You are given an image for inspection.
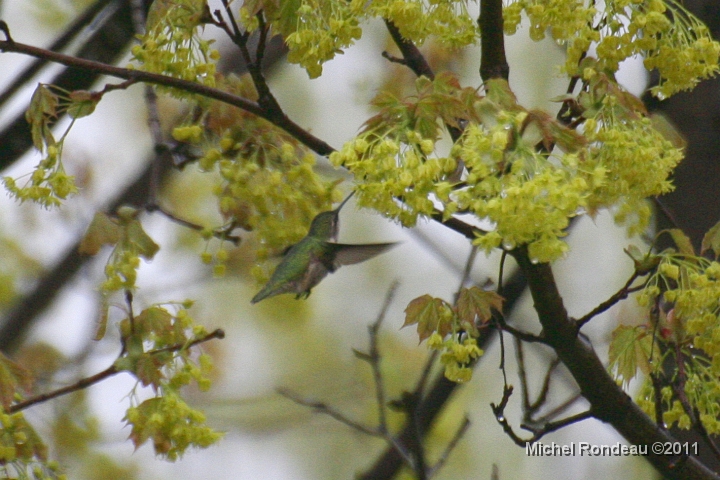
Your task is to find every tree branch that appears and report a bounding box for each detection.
[575,271,645,328]
[8,328,223,413]
[479,0,509,82]
[510,245,720,480]
[0,33,335,156]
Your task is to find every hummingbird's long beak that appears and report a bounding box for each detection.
[334,190,355,212]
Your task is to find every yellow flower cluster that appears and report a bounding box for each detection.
[254,0,477,78]
[2,153,77,208]
[193,77,337,281]
[335,75,677,263]
[131,0,218,91]
[453,119,592,262]
[582,99,682,235]
[656,258,720,361]
[4,84,86,208]
[504,0,720,97]
[331,133,457,227]
[259,0,364,78]
[634,252,720,434]
[124,391,222,461]
[0,412,61,479]
[370,0,479,48]
[428,333,484,383]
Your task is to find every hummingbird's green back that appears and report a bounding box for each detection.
[250,235,329,303]
[250,191,397,304]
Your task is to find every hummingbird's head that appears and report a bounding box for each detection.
[307,191,354,241]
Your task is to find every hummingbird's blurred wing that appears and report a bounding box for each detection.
[325,243,399,269]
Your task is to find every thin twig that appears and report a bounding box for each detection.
[575,271,644,328]
[495,313,547,344]
[368,281,400,433]
[454,245,478,304]
[427,417,471,478]
[496,315,508,386]
[0,35,335,156]
[527,357,561,415]
[9,328,224,413]
[277,388,384,437]
[527,392,583,427]
[146,204,241,245]
[521,410,594,442]
[492,384,592,446]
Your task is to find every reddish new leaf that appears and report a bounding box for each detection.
[134,354,166,390]
[456,287,504,332]
[136,306,174,337]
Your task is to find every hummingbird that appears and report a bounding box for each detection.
[251,192,398,303]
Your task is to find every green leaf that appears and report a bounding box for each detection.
[403,294,452,343]
[668,229,694,256]
[126,220,160,260]
[67,90,99,119]
[25,84,58,151]
[126,397,163,452]
[456,287,503,336]
[701,220,720,258]
[94,299,109,341]
[608,325,653,388]
[0,352,33,409]
[79,212,122,255]
[484,78,519,110]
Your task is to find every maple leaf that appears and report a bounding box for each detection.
[609,325,654,388]
[403,294,453,343]
[456,287,504,335]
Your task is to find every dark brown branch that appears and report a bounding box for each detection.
[0,0,115,108]
[0,1,150,171]
[510,246,720,479]
[492,383,593,445]
[429,210,482,240]
[383,20,435,80]
[382,20,463,145]
[0,36,335,156]
[478,0,509,82]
